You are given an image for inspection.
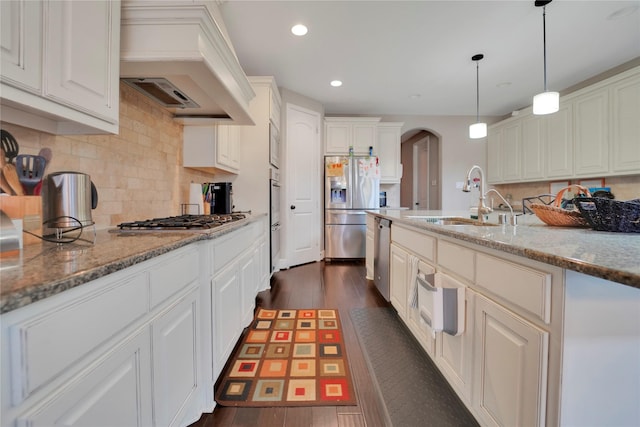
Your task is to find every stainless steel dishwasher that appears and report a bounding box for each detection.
[373,217,391,301]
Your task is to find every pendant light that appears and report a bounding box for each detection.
[469,53,487,139]
[533,0,559,115]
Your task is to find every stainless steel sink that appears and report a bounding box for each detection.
[405,216,498,226]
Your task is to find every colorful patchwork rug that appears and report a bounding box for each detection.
[215,308,356,407]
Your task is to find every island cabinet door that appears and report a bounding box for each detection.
[472,293,549,427]
[17,329,152,427]
[389,243,409,321]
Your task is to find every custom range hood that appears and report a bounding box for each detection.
[120,0,255,125]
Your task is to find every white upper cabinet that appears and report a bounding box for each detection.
[0,0,42,92]
[610,72,640,173]
[487,118,521,184]
[545,103,574,178]
[521,113,545,180]
[324,117,380,154]
[183,124,241,174]
[573,86,610,177]
[0,0,120,134]
[487,65,639,183]
[377,122,404,183]
[486,123,503,183]
[270,87,282,131]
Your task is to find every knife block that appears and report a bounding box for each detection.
[0,196,42,246]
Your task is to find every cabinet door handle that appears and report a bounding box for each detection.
[290,205,296,210]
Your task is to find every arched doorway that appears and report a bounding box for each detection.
[400,129,441,210]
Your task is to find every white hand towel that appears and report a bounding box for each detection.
[409,255,419,308]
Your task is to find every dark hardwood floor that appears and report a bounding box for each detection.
[192,260,390,427]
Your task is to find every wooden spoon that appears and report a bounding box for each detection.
[0,148,14,194]
[2,164,24,195]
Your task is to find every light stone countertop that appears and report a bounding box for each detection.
[0,214,267,314]
[371,209,640,289]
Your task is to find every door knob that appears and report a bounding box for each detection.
[290,205,296,210]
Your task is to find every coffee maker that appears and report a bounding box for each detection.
[211,182,233,214]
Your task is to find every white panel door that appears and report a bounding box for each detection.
[521,114,545,180]
[325,122,350,154]
[18,329,152,427]
[239,250,257,327]
[213,265,242,370]
[44,0,119,122]
[502,122,521,182]
[389,243,409,321]
[574,88,609,176]
[473,293,548,427]
[152,289,199,427]
[435,278,474,402]
[486,126,503,183]
[286,104,322,267]
[611,73,640,173]
[545,103,574,178]
[0,0,42,91]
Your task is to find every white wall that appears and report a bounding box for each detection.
[562,271,640,426]
[381,115,500,211]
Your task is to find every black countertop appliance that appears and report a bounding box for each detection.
[212,182,233,214]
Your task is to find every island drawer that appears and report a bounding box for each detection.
[391,224,436,262]
[475,253,552,323]
[437,240,475,283]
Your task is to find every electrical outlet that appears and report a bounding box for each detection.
[455,182,464,189]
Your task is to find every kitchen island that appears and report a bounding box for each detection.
[370,208,640,288]
[367,209,640,427]
[0,214,269,427]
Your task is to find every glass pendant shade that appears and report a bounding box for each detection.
[533,91,559,115]
[469,122,487,139]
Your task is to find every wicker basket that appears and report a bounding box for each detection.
[530,185,591,227]
[575,197,640,233]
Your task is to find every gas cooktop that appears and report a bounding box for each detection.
[116,213,247,231]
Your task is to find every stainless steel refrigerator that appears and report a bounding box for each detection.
[325,155,380,259]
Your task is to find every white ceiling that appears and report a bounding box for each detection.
[220,0,640,117]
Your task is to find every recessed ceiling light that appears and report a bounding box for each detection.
[409,94,421,99]
[607,5,639,20]
[291,24,308,36]
[330,80,343,87]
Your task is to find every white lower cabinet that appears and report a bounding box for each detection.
[152,287,201,427]
[387,222,561,427]
[239,251,257,327]
[209,220,268,380]
[389,242,409,321]
[1,220,270,427]
[211,254,242,378]
[435,274,474,402]
[17,328,153,427]
[472,293,548,427]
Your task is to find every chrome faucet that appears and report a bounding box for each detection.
[485,188,517,226]
[462,165,492,223]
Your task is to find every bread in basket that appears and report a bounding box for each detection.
[530,185,591,227]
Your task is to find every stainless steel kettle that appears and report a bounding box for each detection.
[43,172,98,228]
